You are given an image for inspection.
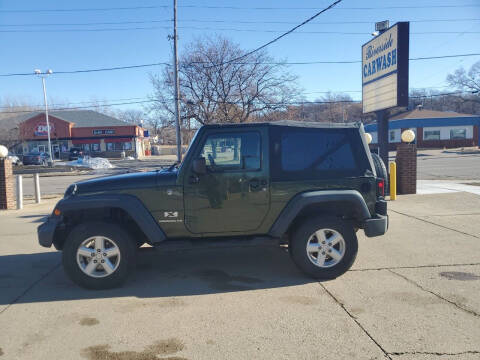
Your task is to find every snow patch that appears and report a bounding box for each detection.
[64,156,114,169]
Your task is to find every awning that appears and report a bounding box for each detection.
[104,138,132,143]
[72,139,101,144]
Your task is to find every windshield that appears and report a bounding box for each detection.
[177,128,200,172]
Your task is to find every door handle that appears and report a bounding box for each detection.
[249,179,260,189]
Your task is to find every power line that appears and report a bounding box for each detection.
[2,25,479,35]
[0,100,154,114]
[205,0,343,68]
[2,18,479,27]
[2,52,479,78]
[0,6,166,13]
[2,85,462,109]
[2,91,478,115]
[0,62,171,77]
[0,97,148,110]
[1,3,478,12]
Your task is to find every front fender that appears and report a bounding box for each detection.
[38,194,167,248]
[268,190,371,238]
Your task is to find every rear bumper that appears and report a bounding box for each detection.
[37,216,60,248]
[363,214,388,237]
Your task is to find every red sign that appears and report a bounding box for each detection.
[34,122,55,136]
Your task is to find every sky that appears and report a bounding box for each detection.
[0,0,479,113]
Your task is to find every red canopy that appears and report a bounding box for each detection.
[72,139,100,144]
[104,138,132,143]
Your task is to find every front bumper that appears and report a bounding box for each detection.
[363,214,388,237]
[37,216,61,248]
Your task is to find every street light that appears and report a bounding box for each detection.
[34,69,53,164]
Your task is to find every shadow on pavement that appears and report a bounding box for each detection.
[0,246,312,305]
[18,214,49,223]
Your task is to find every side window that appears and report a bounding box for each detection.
[450,128,467,139]
[200,132,261,171]
[271,127,368,181]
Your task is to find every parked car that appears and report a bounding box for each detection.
[7,152,22,166]
[22,152,49,166]
[68,147,84,161]
[38,121,388,289]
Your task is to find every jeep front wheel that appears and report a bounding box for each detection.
[289,217,358,280]
[62,222,136,289]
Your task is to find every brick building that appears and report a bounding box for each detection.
[364,108,480,150]
[13,110,147,158]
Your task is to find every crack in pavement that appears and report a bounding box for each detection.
[389,350,480,356]
[350,263,480,272]
[389,209,480,239]
[388,269,480,318]
[318,282,392,360]
[0,262,61,316]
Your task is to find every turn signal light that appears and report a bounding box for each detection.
[54,208,61,216]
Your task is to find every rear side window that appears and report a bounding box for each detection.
[270,126,370,181]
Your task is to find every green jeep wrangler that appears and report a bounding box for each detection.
[38,121,388,289]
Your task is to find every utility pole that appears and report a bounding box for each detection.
[173,0,182,162]
[35,69,53,164]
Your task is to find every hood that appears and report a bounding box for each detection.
[73,169,178,195]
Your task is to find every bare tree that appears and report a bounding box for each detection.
[116,109,145,125]
[447,61,480,94]
[0,98,39,150]
[148,36,300,126]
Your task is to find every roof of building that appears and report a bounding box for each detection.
[5,110,128,128]
[364,108,480,132]
[389,108,473,120]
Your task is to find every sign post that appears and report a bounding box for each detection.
[362,22,409,167]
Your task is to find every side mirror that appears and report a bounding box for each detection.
[192,157,207,175]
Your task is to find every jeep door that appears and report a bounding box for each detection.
[183,128,270,234]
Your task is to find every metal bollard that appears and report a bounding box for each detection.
[389,162,397,201]
[34,173,41,204]
[16,175,23,209]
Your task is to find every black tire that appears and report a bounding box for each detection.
[370,152,388,194]
[62,222,136,290]
[289,217,358,280]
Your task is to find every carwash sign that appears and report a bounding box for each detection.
[362,22,409,113]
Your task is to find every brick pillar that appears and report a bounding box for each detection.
[0,158,15,209]
[396,143,417,195]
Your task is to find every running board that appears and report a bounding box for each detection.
[150,236,282,252]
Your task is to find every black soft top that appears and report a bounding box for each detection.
[202,120,361,129]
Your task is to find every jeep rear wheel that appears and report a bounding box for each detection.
[62,222,136,289]
[289,217,358,280]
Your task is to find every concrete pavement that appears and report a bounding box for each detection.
[0,193,479,359]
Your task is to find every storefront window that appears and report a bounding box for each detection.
[424,130,440,141]
[106,141,132,151]
[389,131,395,141]
[91,143,100,152]
[450,129,466,139]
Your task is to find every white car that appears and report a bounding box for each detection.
[8,153,21,166]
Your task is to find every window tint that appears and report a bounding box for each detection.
[270,126,369,181]
[200,132,260,171]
